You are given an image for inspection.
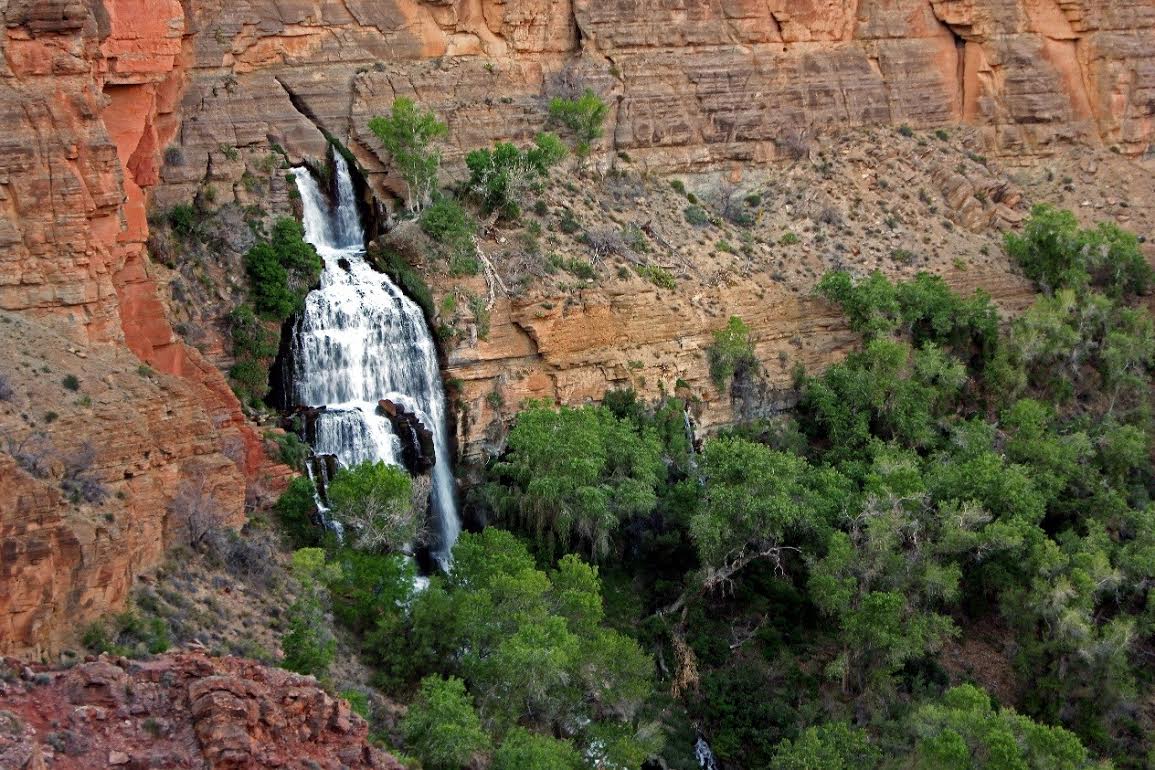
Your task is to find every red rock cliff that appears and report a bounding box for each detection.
[0,1,276,658]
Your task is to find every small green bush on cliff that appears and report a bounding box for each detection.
[244,217,322,321]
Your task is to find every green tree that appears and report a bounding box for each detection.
[493,728,583,770]
[548,89,608,160]
[466,133,566,219]
[707,315,757,390]
[908,684,1108,769]
[326,461,417,552]
[488,403,663,560]
[771,722,881,770]
[402,676,491,770]
[1005,204,1151,298]
[244,217,322,321]
[274,475,321,548]
[368,98,447,213]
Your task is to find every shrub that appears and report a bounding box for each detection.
[62,374,80,391]
[636,264,676,290]
[548,89,608,160]
[1006,204,1152,298]
[167,204,200,239]
[368,98,447,213]
[466,133,566,218]
[244,217,322,321]
[282,589,335,677]
[707,316,757,390]
[684,205,710,227]
[269,431,310,469]
[369,245,435,319]
[403,677,490,770]
[670,179,687,195]
[898,124,914,137]
[228,304,279,407]
[779,232,800,245]
[275,476,321,549]
[494,728,583,770]
[327,461,417,552]
[420,197,475,244]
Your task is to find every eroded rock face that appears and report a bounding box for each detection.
[0,3,285,657]
[154,0,1153,215]
[0,652,404,769]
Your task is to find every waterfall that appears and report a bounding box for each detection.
[694,737,720,770]
[290,154,461,562]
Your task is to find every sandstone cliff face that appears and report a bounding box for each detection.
[0,3,280,658]
[0,652,403,769]
[153,0,1153,215]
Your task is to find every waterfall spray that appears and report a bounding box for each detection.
[290,155,461,563]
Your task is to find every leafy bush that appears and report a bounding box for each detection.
[228,304,279,407]
[368,245,435,319]
[636,264,676,290]
[327,461,417,553]
[487,403,664,560]
[1006,204,1152,298]
[167,204,201,239]
[281,588,335,677]
[420,196,476,245]
[466,133,566,218]
[493,728,583,770]
[402,676,490,770]
[275,476,321,549]
[368,98,447,213]
[548,89,608,159]
[62,374,80,392]
[707,316,757,389]
[244,217,322,321]
[684,205,711,227]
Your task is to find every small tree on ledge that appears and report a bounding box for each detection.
[369,98,447,215]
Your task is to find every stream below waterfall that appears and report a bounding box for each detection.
[289,155,460,563]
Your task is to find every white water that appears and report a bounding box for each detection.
[694,737,720,770]
[290,155,461,561]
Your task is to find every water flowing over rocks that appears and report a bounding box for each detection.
[290,156,460,559]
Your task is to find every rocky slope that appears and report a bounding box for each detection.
[1,0,1153,660]
[0,652,403,770]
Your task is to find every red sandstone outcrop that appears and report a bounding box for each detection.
[0,3,285,657]
[0,652,404,769]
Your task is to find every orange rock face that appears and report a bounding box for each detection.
[0,2,278,658]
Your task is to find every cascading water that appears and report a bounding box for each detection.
[290,155,461,562]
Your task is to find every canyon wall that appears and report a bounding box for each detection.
[1,0,1153,656]
[0,1,280,658]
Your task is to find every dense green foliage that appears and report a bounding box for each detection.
[244,217,322,321]
[402,676,491,770]
[275,476,321,549]
[368,98,447,213]
[326,461,417,553]
[707,315,757,390]
[466,133,566,219]
[227,303,280,407]
[484,402,664,560]
[1005,203,1152,298]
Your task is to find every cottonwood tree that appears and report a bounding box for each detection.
[369,98,447,214]
[327,460,419,553]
